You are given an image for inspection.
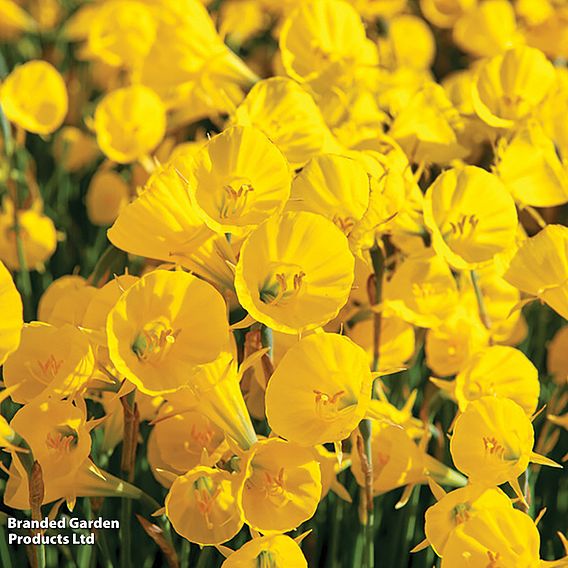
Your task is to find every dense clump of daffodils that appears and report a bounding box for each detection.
[0,0,567,567]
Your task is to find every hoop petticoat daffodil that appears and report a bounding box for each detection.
[265,332,373,447]
[0,259,23,365]
[182,125,291,236]
[234,211,355,334]
[450,396,562,503]
[423,166,518,270]
[106,269,231,395]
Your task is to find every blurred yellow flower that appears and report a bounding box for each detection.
[0,260,22,365]
[93,85,166,163]
[504,225,568,320]
[86,169,130,226]
[0,60,67,134]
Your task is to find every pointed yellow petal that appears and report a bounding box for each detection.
[410,538,430,554]
[427,477,446,501]
[395,484,416,509]
[214,545,234,558]
[530,451,563,468]
[509,477,528,508]
[294,529,312,545]
[331,480,353,503]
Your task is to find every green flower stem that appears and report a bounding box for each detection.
[120,390,138,568]
[470,270,492,333]
[0,102,33,320]
[358,241,385,568]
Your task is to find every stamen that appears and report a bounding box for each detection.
[453,503,471,525]
[193,476,221,530]
[260,270,306,306]
[482,436,505,458]
[448,214,479,238]
[45,427,78,458]
[132,322,181,363]
[220,181,254,220]
[313,389,346,421]
[333,215,356,234]
[27,354,65,386]
[256,550,278,568]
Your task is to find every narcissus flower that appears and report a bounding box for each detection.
[423,484,514,557]
[235,212,355,334]
[287,153,370,236]
[37,275,94,327]
[186,351,258,450]
[108,165,236,290]
[266,332,373,446]
[233,77,338,167]
[238,437,322,533]
[385,252,459,329]
[107,269,230,395]
[279,0,377,93]
[389,82,468,164]
[54,127,99,172]
[5,456,144,511]
[93,85,166,163]
[493,122,568,208]
[441,507,542,567]
[504,225,568,320]
[166,466,243,545]
[85,169,130,226]
[423,166,518,270]
[150,404,226,475]
[184,125,291,235]
[472,46,556,129]
[351,422,466,499]
[425,305,489,377]
[0,260,22,365]
[10,398,92,478]
[0,199,58,271]
[453,0,520,58]
[87,0,157,69]
[453,346,539,415]
[0,0,36,41]
[137,0,257,113]
[383,15,436,71]
[222,534,308,567]
[4,323,94,404]
[0,60,67,135]
[450,396,560,495]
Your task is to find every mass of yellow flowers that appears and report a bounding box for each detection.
[0,1,567,567]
